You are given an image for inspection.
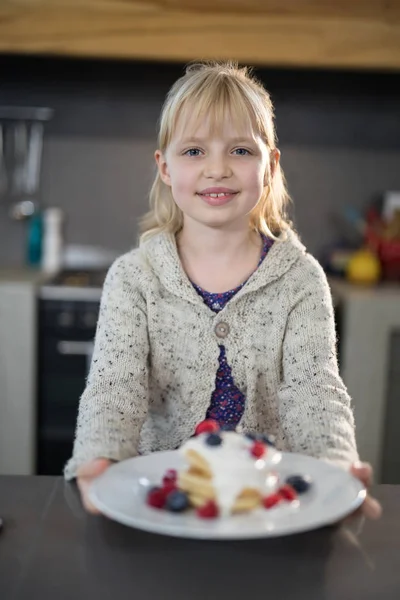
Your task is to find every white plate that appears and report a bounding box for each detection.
[88,450,366,540]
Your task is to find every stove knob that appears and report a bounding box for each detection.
[58,311,74,327]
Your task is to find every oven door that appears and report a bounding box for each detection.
[37,300,98,475]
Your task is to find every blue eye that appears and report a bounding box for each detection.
[184,148,202,157]
[233,148,250,155]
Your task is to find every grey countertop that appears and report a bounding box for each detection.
[328,276,400,302]
[0,267,51,285]
[0,477,399,600]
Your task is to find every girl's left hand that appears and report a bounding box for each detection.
[350,461,382,520]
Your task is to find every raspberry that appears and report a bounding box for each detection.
[147,487,166,509]
[250,441,266,458]
[195,419,220,436]
[196,500,219,519]
[279,484,297,502]
[162,469,177,486]
[263,493,283,509]
[162,480,178,495]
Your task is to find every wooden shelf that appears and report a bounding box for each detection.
[0,1,400,70]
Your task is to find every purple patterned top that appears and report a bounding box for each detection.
[192,235,274,428]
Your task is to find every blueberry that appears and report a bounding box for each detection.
[285,475,312,494]
[165,491,190,512]
[206,433,223,446]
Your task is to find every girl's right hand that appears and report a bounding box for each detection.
[76,458,112,514]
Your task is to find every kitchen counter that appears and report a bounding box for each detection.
[0,274,50,476]
[0,267,51,285]
[0,477,399,600]
[327,276,400,483]
[328,276,400,303]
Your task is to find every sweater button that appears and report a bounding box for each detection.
[215,321,230,339]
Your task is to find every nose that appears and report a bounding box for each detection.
[203,154,232,180]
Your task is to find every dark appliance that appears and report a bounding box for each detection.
[37,270,106,475]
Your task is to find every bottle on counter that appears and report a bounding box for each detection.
[26,211,43,267]
[41,207,64,274]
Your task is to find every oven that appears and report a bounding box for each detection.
[37,275,104,475]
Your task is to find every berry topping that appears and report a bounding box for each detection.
[146,487,166,509]
[197,500,219,519]
[162,469,177,486]
[165,490,190,512]
[195,419,220,436]
[206,433,223,447]
[162,480,178,495]
[285,475,312,494]
[250,441,266,458]
[279,484,298,502]
[263,493,283,509]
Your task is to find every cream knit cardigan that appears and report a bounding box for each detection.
[64,229,358,479]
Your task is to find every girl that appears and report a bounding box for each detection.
[65,61,381,519]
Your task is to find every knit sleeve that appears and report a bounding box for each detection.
[64,253,149,480]
[277,256,359,469]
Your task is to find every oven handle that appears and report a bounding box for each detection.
[57,341,94,374]
[57,341,94,355]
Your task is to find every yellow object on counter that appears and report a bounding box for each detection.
[346,247,381,285]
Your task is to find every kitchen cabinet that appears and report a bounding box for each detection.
[0,1,399,71]
[0,272,46,475]
[330,277,400,483]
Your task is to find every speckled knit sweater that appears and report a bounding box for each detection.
[64,229,358,479]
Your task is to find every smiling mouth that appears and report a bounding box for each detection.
[198,192,238,198]
[197,191,239,206]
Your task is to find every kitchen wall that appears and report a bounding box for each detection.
[1,56,400,265]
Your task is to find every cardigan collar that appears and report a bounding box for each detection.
[140,228,306,307]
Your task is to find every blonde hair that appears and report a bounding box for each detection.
[140,61,292,243]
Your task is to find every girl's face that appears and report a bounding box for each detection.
[155,112,273,231]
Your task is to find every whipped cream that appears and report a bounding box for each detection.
[180,431,282,516]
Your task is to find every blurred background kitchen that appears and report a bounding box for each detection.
[0,1,399,483]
